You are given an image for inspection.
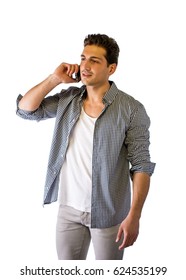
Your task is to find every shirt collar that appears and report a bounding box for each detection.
[79,86,86,100]
[79,81,118,105]
[102,81,119,105]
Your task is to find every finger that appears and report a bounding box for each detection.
[69,64,79,78]
[74,64,80,74]
[115,226,123,243]
[66,65,73,77]
[119,234,137,250]
[118,232,128,250]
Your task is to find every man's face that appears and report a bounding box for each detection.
[80,45,113,87]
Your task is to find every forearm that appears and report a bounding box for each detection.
[18,62,79,111]
[18,74,61,111]
[116,172,150,249]
[129,172,150,220]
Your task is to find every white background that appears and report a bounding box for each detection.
[0,0,185,279]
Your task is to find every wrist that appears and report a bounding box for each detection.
[49,73,62,86]
[128,208,141,220]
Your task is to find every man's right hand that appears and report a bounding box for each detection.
[53,63,80,84]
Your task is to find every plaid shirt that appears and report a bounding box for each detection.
[16,81,155,228]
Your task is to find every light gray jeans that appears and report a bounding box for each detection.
[56,205,124,260]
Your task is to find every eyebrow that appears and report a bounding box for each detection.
[81,54,103,61]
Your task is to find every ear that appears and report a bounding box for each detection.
[108,63,117,75]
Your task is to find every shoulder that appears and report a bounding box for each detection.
[111,82,145,112]
[58,85,86,99]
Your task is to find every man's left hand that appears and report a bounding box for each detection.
[116,215,139,250]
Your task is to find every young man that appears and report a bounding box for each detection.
[16,34,155,260]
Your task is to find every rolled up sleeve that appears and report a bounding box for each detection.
[125,102,156,176]
[16,94,59,121]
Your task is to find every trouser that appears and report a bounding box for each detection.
[56,205,124,260]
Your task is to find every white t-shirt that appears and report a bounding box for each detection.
[59,107,97,212]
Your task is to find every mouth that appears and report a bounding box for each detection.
[82,71,92,78]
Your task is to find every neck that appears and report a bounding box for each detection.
[85,82,110,103]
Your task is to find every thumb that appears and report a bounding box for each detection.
[115,225,123,243]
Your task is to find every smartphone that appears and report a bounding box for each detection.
[75,67,81,82]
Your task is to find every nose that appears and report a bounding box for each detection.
[82,59,91,70]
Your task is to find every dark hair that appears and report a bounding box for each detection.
[84,34,120,65]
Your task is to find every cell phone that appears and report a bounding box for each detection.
[75,68,81,82]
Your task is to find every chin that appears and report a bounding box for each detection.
[81,79,91,86]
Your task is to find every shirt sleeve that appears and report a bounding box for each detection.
[124,102,156,176]
[16,93,60,121]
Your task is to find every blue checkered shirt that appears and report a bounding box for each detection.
[16,81,155,228]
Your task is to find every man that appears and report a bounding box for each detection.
[16,34,155,260]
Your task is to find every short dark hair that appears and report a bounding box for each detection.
[84,34,120,65]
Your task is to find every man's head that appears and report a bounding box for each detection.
[84,34,120,66]
[80,34,119,87]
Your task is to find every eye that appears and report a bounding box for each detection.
[90,59,99,63]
